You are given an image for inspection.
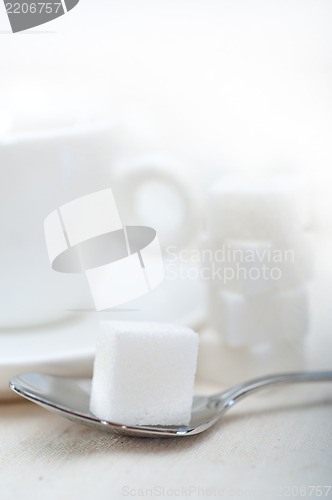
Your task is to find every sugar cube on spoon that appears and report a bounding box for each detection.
[90,321,199,426]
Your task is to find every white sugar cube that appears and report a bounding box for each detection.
[90,321,199,426]
[209,288,308,347]
[207,175,311,241]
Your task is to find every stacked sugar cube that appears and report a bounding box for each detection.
[206,176,313,347]
[90,321,198,426]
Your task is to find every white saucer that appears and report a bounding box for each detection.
[0,315,97,400]
[1,276,205,399]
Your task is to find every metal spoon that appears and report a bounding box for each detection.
[9,371,332,438]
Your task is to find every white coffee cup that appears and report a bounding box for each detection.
[0,119,117,330]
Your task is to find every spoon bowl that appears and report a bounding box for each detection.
[9,371,332,438]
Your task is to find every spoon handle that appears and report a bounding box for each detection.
[218,371,332,407]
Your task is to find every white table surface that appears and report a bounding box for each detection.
[1,319,332,500]
[1,375,331,500]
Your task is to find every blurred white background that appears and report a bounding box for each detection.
[1,0,332,230]
[1,1,332,345]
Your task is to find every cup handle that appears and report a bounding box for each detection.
[114,154,202,250]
